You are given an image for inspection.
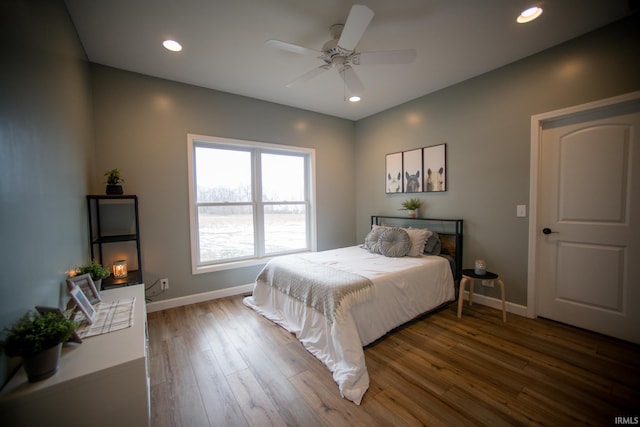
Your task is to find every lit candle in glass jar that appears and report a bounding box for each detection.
[474,259,486,275]
[113,260,128,278]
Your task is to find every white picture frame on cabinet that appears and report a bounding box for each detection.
[69,285,96,324]
[66,273,101,305]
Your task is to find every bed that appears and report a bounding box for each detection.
[243,216,463,404]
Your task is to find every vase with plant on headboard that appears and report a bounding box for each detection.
[400,197,423,218]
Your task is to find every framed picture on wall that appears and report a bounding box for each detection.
[403,148,423,193]
[423,143,446,192]
[385,152,403,193]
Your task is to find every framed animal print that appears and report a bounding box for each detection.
[423,144,446,192]
[385,152,403,193]
[403,149,423,193]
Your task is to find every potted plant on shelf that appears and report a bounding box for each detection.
[104,168,124,195]
[400,197,423,218]
[76,260,110,290]
[0,311,78,382]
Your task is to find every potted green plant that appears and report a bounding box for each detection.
[400,197,423,218]
[76,260,110,290]
[104,168,124,195]
[0,311,78,382]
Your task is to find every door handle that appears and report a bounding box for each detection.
[542,228,558,235]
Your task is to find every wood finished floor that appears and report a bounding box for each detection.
[148,296,640,426]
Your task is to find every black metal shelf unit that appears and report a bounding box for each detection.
[87,195,143,290]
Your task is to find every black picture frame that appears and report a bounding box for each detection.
[385,152,403,193]
[402,148,423,193]
[423,143,446,192]
[385,143,448,193]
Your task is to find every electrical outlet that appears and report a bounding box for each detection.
[481,280,494,288]
[517,204,527,217]
[160,278,169,290]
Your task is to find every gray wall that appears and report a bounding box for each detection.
[2,0,638,390]
[90,66,356,301]
[0,0,93,385]
[355,14,640,306]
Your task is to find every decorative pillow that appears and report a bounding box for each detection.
[423,231,442,255]
[404,227,433,257]
[377,227,411,257]
[364,225,388,253]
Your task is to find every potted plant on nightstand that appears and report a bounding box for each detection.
[76,260,110,291]
[104,168,124,195]
[400,197,423,218]
[0,311,78,382]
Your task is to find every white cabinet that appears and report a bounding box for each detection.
[0,285,149,427]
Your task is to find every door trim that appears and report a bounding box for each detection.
[527,90,640,318]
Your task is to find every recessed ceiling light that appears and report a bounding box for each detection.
[517,6,543,23]
[349,96,361,102]
[163,39,182,52]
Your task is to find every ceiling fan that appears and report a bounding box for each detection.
[265,4,416,97]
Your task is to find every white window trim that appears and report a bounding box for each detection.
[187,133,317,274]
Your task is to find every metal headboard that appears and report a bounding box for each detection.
[370,215,463,282]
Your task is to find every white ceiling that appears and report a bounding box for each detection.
[64,0,631,121]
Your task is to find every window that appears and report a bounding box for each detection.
[187,134,316,273]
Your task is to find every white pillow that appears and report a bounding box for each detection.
[403,227,433,257]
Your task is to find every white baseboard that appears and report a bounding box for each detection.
[146,283,254,313]
[145,284,530,318]
[460,290,530,318]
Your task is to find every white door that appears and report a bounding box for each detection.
[536,98,640,343]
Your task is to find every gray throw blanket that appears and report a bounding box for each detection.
[257,255,375,323]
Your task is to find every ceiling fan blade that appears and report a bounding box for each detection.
[265,39,321,57]
[337,5,374,52]
[353,49,417,65]
[285,65,331,88]
[339,65,365,94]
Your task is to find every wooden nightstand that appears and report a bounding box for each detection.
[457,268,506,322]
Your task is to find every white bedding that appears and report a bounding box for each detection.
[243,245,455,404]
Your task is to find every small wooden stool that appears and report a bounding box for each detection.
[457,269,506,322]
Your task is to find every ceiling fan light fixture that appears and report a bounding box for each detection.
[517,6,543,23]
[163,39,183,52]
[265,4,414,99]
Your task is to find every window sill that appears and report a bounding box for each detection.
[192,251,311,274]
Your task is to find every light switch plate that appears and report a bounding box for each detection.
[517,205,527,217]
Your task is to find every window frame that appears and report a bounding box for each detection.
[187,133,317,274]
